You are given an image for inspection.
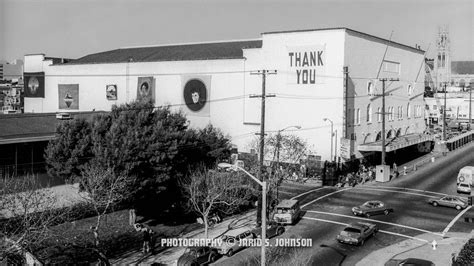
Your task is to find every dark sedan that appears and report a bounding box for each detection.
[352,200,394,217]
[177,246,218,266]
[251,221,285,238]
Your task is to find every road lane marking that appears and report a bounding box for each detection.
[351,187,438,198]
[362,185,448,196]
[442,206,473,235]
[302,216,429,243]
[305,210,444,237]
[301,188,352,208]
[291,187,327,200]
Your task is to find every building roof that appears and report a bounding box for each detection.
[62,40,263,65]
[262,27,425,54]
[451,61,474,75]
[0,112,104,145]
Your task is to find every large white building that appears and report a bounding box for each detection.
[23,27,427,162]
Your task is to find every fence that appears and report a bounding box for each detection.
[399,130,474,176]
[445,131,474,151]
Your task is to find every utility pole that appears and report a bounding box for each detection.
[250,69,276,227]
[334,130,338,162]
[469,82,473,130]
[443,82,447,141]
[377,78,399,165]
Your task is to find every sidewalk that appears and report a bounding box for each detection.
[357,230,474,266]
[111,211,257,265]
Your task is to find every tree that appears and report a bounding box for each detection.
[0,175,66,261]
[247,133,310,201]
[181,167,254,239]
[45,118,93,182]
[77,162,134,263]
[45,100,232,215]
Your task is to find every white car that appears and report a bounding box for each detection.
[457,183,471,194]
[212,228,254,257]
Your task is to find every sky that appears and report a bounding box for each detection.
[0,0,473,62]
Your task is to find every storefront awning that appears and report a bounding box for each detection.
[357,133,435,152]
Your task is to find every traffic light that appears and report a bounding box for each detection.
[468,196,473,206]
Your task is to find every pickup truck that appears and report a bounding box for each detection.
[336,222,378,246]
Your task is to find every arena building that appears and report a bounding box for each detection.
[22,27,428,163]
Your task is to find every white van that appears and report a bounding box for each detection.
[457,166,474,194]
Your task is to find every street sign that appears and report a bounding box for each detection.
[340,138,351,159]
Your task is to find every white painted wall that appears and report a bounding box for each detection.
[23,29,427,162]
[344,30,426,158]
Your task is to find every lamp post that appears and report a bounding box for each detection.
[323,118,334,162]
[218,163,267,266]
[275,125,301,201]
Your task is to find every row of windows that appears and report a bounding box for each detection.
[367,82,414,96]
[349,103,422,125]
[350,126,416,142]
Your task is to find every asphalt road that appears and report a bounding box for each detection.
[214,143,474,266]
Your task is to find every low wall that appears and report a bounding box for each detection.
[446,131,474,151]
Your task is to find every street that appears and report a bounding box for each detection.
[214,144,474,265]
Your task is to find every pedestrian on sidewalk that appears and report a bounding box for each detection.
[142,228,151,253]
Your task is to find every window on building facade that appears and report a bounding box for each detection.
[383,60,400,74]
[407,85,412,96]
[367,82,374,95]
[367,104,372,123]
[377,107,382,122]
[357,109,361,125]
[407,104,411,118]
[433,105,437,110]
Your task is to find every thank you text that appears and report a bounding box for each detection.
[287,45,325,85]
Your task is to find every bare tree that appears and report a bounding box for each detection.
[181,167,254,239]
[78,163,134,251]
[247,133,311,202]
[0,175,64,261]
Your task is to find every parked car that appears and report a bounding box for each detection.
[428,196,468,210]
[212,228,254,257]
[336,222,378,246]
[386,258,435,266]
[457,182,471,194]
[352,200,394,217]
[177,246,218,266]
[250,221,285,239]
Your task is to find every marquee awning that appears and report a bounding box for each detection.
[357,133,435,152]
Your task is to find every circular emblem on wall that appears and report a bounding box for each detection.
[183,79,207,112]
[28,76,39,95]
[138,81,151,97]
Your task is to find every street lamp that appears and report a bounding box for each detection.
[323,118,334,162]
[275,125,301,201]
[218,162,267,266]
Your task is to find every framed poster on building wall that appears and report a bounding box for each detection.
[137,77,155,103]
[106,84,117,100]
[24,72,45,98]
[181,75,211,117]
[58,84,79,110]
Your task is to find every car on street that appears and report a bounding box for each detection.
[428,196,468,210]
[177,246,218,266]
[352,200,394,217]
[336,222,378,246]
[250,221,285,239]
[212,228,254,257]
[273,199,301,225]
[457,182,471,194]
[385,258,435,266]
